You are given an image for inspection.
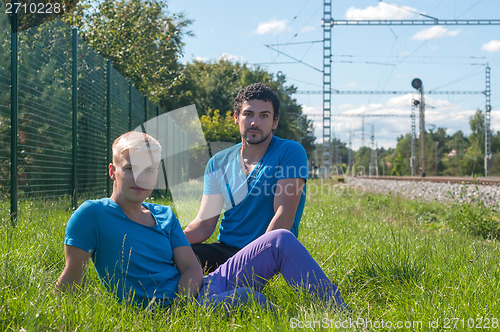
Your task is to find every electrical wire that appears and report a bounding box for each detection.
[429,67,484,91]
[456,0,484,18]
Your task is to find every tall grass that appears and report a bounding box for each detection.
[1,180,500,331]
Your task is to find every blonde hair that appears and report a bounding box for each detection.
[112,131,161,163]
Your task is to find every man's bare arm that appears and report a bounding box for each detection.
[266,178,306,232]
[173,246,203,299]
[184,194,224,244]
[55,245,91,292]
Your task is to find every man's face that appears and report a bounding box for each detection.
[110,149,159,203]
[234,99,278,145]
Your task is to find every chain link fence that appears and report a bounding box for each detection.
[1,9,176,222]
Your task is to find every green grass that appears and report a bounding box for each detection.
[1,180,500,331]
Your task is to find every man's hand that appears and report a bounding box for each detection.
[184,194,224,244]
[266,178,306,232]
[55,245,91,293]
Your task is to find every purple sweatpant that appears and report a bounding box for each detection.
[196,229,346,309]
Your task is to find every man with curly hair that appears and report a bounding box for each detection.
[184,83,309,272]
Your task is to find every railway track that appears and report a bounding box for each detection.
[355,176,500,186]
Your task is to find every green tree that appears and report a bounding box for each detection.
[353,146,372,176]
[491,131,500,175]
[168,59,243,116]
[3,0,78,31]
[442,130,468,176]
[171,59,316,158]
[377,147,395,176]
[199,110,239,144]
[390,134,412,176]
[426,128,449,176]
[62,0,192,107]
[462,110,485,176]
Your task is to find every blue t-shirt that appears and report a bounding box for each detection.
[64,198,190,305]
[204,136,308,248]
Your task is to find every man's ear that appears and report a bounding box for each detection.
[234,111,239,124]
[272,116,279,130]
[109,163,116,181]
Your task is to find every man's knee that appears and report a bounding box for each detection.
[266,229,296,247]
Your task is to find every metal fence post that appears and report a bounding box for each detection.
[106,60,112,196]
[71,27,78,210]
[128,81,132,131]
[144,96,148,122]
[10,10,19,225]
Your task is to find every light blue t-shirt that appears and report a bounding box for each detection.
[64,198,190,306]
[204,136,308,248]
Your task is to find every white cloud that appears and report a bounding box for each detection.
[411,26,460,41]
[344,82,358,88]
[193,56,209,62]
[481,40,500,53]
[491,110,500,131]
[386,94,414,108]
[337,104,356,111]
[341,103,385,114]
[345,2,416,20]
[254,19,289,35]
[220,53,245,62]
[301,105,317,114]
[303,95,477,148]
[300,26,315,34]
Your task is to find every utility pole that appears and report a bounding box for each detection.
[484,64,492,176]
[382,155,386,176]
[361,116,365,147]
[410,99,418,176]
[322,0,332,168]
[412,78,425,177]
[369,123,376,176]
[321,14,499,166]
[434,141,439,176]
[348,130,352,175]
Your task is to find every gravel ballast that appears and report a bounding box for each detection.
[346,177,500,210]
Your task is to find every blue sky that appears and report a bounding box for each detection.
[167,0,500,150]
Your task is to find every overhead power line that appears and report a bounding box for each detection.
[308,113,410,118]
[295,90,484,95]
[263,44,322,72]
[267,40,323,47]
[329,19,500,26]
[379,0,439,20]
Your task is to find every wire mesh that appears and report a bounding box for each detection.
[17,19,73,199]
[76,35,108,197]
[147,98,157,122]
[110,66,130,143]
[0,10,11,219]
[130,87,145,130]
[1,12,165,219]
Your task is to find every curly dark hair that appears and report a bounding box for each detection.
[233,83,280,120]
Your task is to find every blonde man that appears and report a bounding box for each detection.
[56,131,347,310]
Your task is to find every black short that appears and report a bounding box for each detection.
[191,242,241,273]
